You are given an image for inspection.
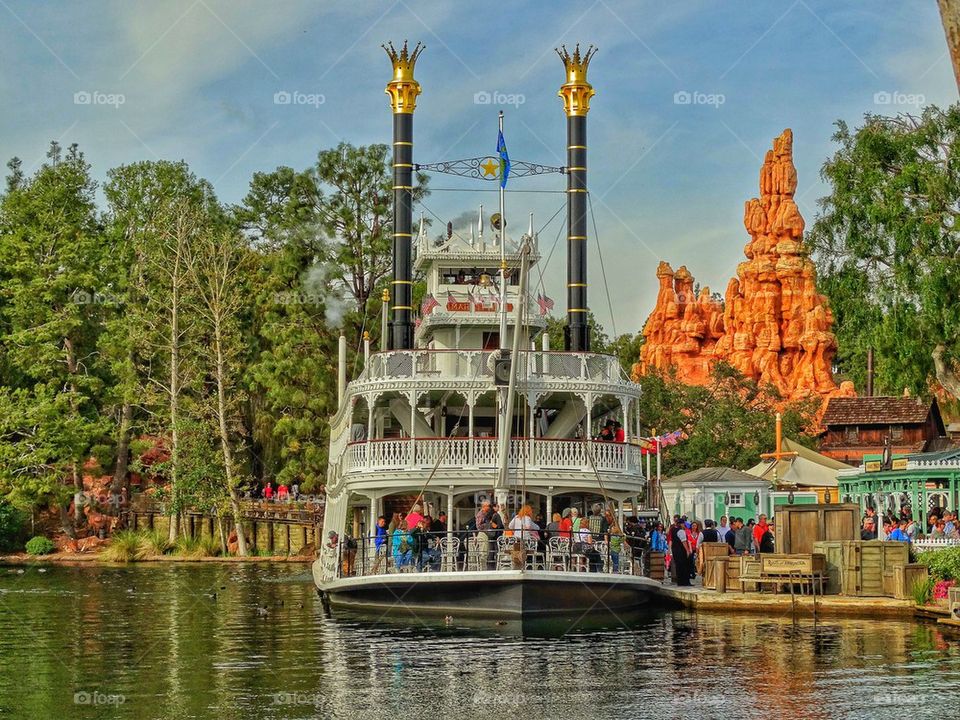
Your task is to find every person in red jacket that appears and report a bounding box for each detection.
[558,508,573,539]
[753,514,770,552]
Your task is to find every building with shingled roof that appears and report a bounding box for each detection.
[818,395,947,465]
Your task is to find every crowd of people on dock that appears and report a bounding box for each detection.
[859,504,959,543]
[654,514,776,586]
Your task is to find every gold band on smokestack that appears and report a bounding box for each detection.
[557,43,596,352]
[383,41,423,350]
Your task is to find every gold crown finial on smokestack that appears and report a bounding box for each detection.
[383,40,424,113]
[556,43,596,116]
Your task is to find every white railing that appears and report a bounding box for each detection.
[342,437,643,476]
[913,538,960,552]
[357,349,632,386]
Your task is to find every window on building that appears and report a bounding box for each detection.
[728,492,743,507]
[844,426,859,443]
[890,425,903,441]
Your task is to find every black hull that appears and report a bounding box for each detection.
[319,570,656,619]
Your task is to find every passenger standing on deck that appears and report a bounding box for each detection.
[753,515,770,551]
[688,521,702,580]
[717,516,730,538]
[724,519,737,551]
[545,512,561,542]
[734,518,752,556]
[558,508,573,540]
[759,522,775,553]
[669,517,691,586]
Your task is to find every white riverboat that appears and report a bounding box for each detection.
[313,41,660,620]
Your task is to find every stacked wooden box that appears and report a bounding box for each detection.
[701,542,731,589]
[813,540,909,596]
[882,564,929,600]
[775,504,859,555]
[842,541,909,596]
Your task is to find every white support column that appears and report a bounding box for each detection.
[546,487,553,523]
[447,485,454,548]
[468,392,475,466]
[409,391,416,465]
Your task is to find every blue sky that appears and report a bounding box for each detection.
[0,0,954,334]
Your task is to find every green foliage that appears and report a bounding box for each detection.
[100,530,146,562]
[24,536,56,555]
[638,363,817,475]
[916,546,960,581]
[139,530,172,557]
[0,502,28,552]
[173,534,220,558]
[809,105,960,396]
[911,576,935,606]
[544,311,611,353]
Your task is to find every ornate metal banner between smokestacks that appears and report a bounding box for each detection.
[557,44,596,352]
[384,41,423,351]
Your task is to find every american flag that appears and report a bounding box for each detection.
[536,293,555,316]
[420,293,439,315]
[447,290,458,306]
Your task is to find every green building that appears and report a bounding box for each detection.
[837,447,960,517]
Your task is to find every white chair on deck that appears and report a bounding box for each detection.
[466,536,485,571]
[496,535,515,570]
[523,538,545,570]
[547,537,570,571]
[594,540,610,573]
[438,536,460,572]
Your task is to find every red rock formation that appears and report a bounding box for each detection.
[633,129,856,408]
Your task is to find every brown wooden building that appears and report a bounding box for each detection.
[819,396,948,465]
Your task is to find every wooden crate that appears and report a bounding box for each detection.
[841,541,909,597]
[740,556,761,592]
[812,540,844,594]
[725,556,742,592]
[775,504,859,555]
[883,564,929,600]
[701,542,731,589]
[713,558,728,593]
[646,551,665,581]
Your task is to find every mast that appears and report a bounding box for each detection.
[384,41,424,351]
[557,44,596,352]
[498,110,508,350]
[495,239,530,491]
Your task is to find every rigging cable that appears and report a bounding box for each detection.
[588,191,618,339]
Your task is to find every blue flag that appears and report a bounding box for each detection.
[497,130,510,189]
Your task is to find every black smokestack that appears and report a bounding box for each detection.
[556,44,596,352]
[383,41,424,350]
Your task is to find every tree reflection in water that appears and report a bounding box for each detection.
[0,564,958,719]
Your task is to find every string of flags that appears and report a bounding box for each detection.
[637,429,686,455]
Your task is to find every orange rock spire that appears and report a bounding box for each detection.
[633,129,855,406]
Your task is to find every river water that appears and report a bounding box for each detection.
[1,562,958,719]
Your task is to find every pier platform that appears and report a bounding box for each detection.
[651,582,917,617]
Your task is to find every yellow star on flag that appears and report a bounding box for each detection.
[480,158,499,177]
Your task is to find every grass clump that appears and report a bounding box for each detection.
[101,530,146,562]
[911,576,935,606]
[172,535,221,558]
